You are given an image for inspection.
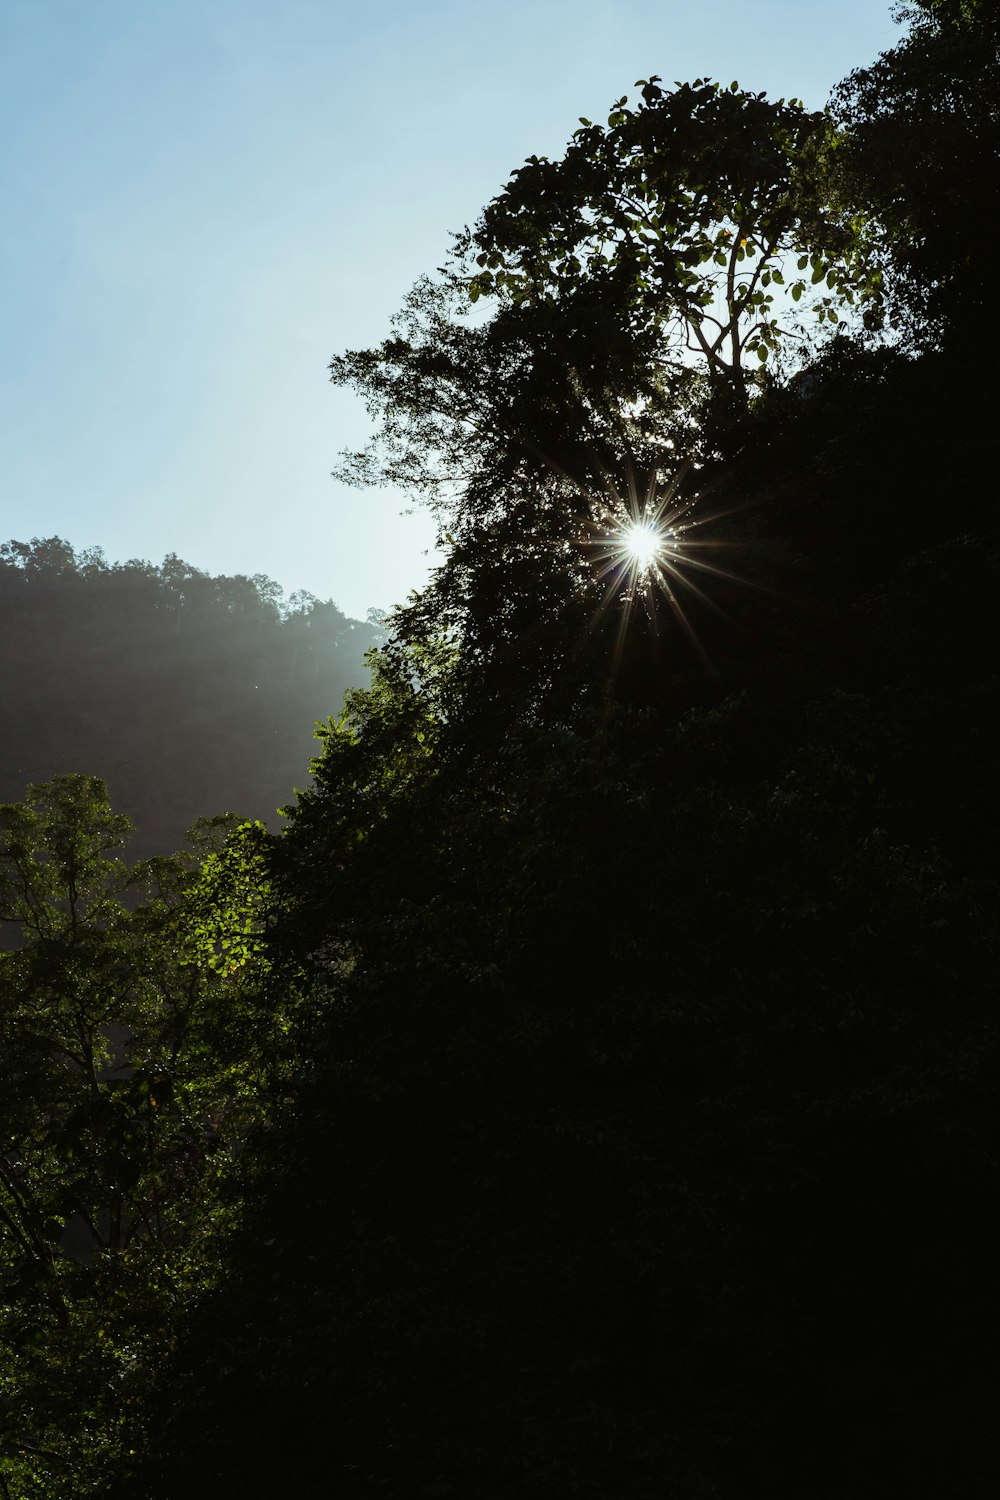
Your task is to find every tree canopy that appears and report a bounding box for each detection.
[830,0,999,344]
[469,77,884,404]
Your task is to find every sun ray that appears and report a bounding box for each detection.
[510,435,798,681]
[578,456,751,671]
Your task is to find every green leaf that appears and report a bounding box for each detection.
[791,282,803,302]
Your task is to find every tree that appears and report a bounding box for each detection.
[0,777,284,1496]
[830,0,1000,346]
[467,78,884,417]
[330,81,885,533]
[327,80,893,730]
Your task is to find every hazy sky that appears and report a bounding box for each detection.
[2,0,900,618]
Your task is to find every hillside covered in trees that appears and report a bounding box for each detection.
[2,3,998,1495]
[0,539,383,858]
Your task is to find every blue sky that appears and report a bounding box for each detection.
[1,0,900,618]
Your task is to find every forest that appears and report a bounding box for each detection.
[1,2,998,1494]
[0,540,385,860]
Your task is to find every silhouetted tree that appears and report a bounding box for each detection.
[831,0,1000,346]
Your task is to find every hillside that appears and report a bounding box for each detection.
[0,539,382,858]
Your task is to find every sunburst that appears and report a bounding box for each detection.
[584,460,750,665]
[621,519,667,571]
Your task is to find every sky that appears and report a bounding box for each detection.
[1,0,901,620]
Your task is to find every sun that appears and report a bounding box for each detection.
[622,520,666,572]
[582,461,697,593]
[582,460,750,663]
[576,459,775,681]
[593,506,686,590]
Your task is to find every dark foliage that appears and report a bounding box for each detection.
[110,348,999,1497]
[830,0,1000,345]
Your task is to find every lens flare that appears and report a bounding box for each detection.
[622,521,664,571]
[588,474,693,597]
[582,459,753,669]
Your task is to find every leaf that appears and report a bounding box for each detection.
[791,282,803,302]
